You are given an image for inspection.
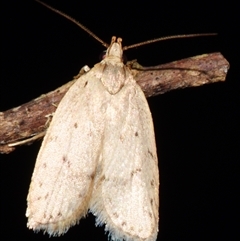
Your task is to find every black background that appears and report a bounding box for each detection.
[1,0,238,240]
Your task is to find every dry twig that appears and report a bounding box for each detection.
[0,53,229,154]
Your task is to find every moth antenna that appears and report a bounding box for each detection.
[35,0,109,48]
[35,1,216,52]
[123,33,217,51]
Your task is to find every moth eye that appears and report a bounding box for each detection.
[99,50,128,64]
[99,50,107,61]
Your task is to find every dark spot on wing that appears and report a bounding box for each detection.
[74,122,78,128]
[39,182,42,187]
[131,168,142,176]
[100,175,105,182]
[148,212,152,218]
[113,212,119,218]
[122,221,126,226]
[120,134,124,142]
[44,193,49,199]
[135,131,138,137]
[67,161,71,168]
[84,81,88,87]
[151,179,155,187]
[148,149,153,158]
[43,163,47,168]
[57,212,62,217]
[89,172,95,180]
[37,196,41,200]
[150,198,153,205]
[62,155,67,162]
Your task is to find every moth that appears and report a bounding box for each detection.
[26,31,159,241]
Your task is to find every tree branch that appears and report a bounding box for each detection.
[0,53,229,154]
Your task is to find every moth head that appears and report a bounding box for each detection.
[105,36,123,60]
